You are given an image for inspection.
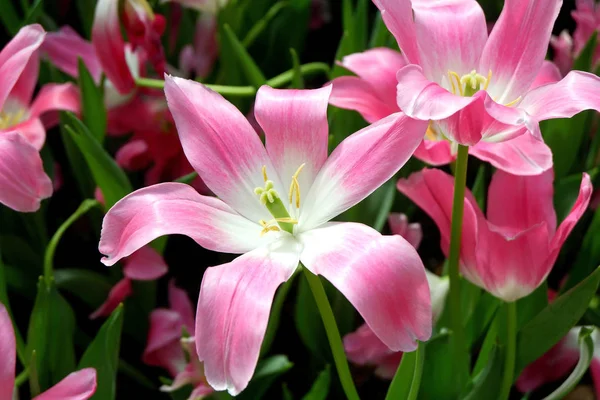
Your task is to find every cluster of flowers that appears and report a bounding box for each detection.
[2,0,600,398]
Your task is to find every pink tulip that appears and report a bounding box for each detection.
[369,0,600,155]
[516,327,600,396]
[99,79,432,394]
[0,24,79,212]
[90,246,168,319]
[0,303,97,399]
[397,168,593,301]
[144,281,213,399]
[387,213,422,249]
[330,47,559,175]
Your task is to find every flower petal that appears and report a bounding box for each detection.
[469,132,553,176]
[123,246,168,281]
[0,131,52,212]
[299,222,431,352]
[388,212,422,249]
[396,169,482,285]
[340,48,407,107]
[29,83,80,121]
[529,61,562,90]
[115,139,151,170]
[92,0,136,94]
[34,368,97,400]
[89,278,132,319]
[550,30,574,76]
[254,85,331,198]
[99,183,270,266]
[196,238,300,395]
[480,0,562,104]
[143,309,186,376]
[329,76,397,123]
[487,169,556,233]
[372,0,420,64]
[0,24,45,109]
[413,139,454,166]
[10,117,45,150]
[516,329,579,393]
[0,304,15,400]
[300,113,427,230]
[412,0,487,81]
[9,46,39,106]
[548,173,593,262]
[164,76,277,222]
[42,26,103,82]
[344,323,395,367]
[519,71,600,122]
[169,280,195,335]
[396,65,532,145]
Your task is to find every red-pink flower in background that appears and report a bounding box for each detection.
[398,168,592,301]
[91,245,168,319]
[344,214,448,379]
[516,327,600,396]
[330,47,561,175]
[370,0,600,158]
[98,79,433,394]
[144,281,213,399]
[0,24,79,212]
[0,303,97,399]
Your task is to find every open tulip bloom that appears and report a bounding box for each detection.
[333,0,600,175]
[398,168,592,302]
[99,78,433,394]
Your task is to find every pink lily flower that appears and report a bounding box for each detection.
[144,281,213,399]
[330,46,562,175]
[91,245,168,319]
[516,326,600,396]
[397,168,592,302]
[179,14,218,80]
[99,79,432,394]
[372,0,600,153]
[550,30,575,76]
[344,214,448,379]
[0,24,79,212]
[0,303,97,399]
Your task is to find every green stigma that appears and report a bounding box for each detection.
[254,167,296,235]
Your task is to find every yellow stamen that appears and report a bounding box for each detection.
[262,165,268,182]
[448,71,463,96]
[483,70,492,91]
[288,163,306,208]
[504,96,522,108]
[425,125,439,141]
[259,218,298,236]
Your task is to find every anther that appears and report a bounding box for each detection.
[288,163,306,208]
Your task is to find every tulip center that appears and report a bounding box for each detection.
[447,69,491,97]
[254,165,305,236]
[0,100,28,130]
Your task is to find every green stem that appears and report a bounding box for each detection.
[499,302,517,400]
[43,199,99,284]
[407,343,425,400]
[448,144,469,389]
[302,267,360,400]
[15,367,29,387]
[136,62,330,94]
[241,1,288,48]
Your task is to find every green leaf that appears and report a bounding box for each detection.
[516,281,548,330]
[471,320,498,378]
[471,165,487,211]
[573,32,598,72]
[302,365,331,400]
[295,274,330,360]
[261,271,298,356]
[54,269,112,309]
[352,0,368,50]
[26,278,77,391]
[242,1,288,48]
[64,112,132,209]
[60,114,95,198]
[542,326,595,400]
[0,255,26,364]
[516,266,600,373]
[564,206,600,291]
[369,12,396,49]
[222,24,267,88]
[20,0,43,26]
[0,0,21,35]
[75,0,95,36]
[78,59,106,143]
[420,333,457,400]
[464,292,500,348]
[462,346,504,400]
[554,169,597,223]
[238,355,294,400]
[79,304,125,400]
[385,347,417,400]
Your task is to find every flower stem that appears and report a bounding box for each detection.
[302,267,360,400]
[408,343,425,400]
[385,342,425,400]
[499,301,517,400]
[44,199,99,284]
[448,144,469,390]
[15,367,29,387]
